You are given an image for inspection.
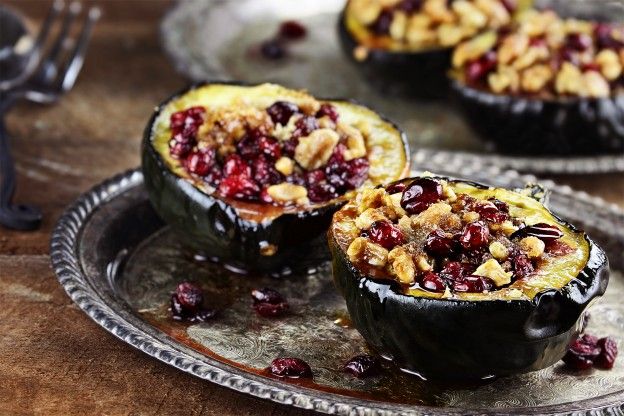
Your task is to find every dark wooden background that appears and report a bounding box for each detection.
[1,1,622,415]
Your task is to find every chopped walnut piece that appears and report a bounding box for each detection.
[498,33,529,65]
[294,128,339,170]
[407,26,437,46]
[358,188,387,213]
[415,255,433,272]
[519,9,558,37]
[453,31,497,67]
[563,19,593,35]
[581,71,610,98]
[556,63,583,95]
[462,211,480,223]
[441,181,457,202]
[595,50,623,81]
[474,259,512,287]
[347,237,388,267]
[452,0,487,30]
[398,215,415,238]
[388,247,416,284]
[519,236,545,258]
[488,66,520,93]
[338,123,367,161]
[355,208,388,230]
[512,45,549,70]
[437,23,465,47]
[423,0,455,24]
[494,220,518,236]
[390,11,409,40]
[475,0,510,28]
[275,157,294,176]
[489,241,509,261]
[267,183,308,204]
[388,193,407,217]
[521,64,553,93]
[412,202,453,228]
[273,115,299,141]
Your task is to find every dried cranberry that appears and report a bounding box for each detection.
[316,103,339,122]
[501,0,517,12]
[269,358,313,378]
[204,165,223,186]
[511,253,534,279]
[175,282,204,312]
[566,33,592,52]
[344,355,381,378]
[440,261,473,282]
[529,37,547,48]
[400,178,443,214]
[169,140,194,158]
[223,154,252,178]
[293,115,319,138]
[465,51,497,84]
[425,229,457,257]
[459,221,490,250]
[260,39,286,60]
[236,133,260,159]
[511,223,563,242]
[563,336,602,370]
[170,106,206,139]
[258,136,281,160]
[251,288,289,317]
[282,137,299,157]
[473,201,507,223]
[582,62,601,73]
[386,181,407,194]
[286,172,306,186]
[559,47,580,66]
[306,170,337,202]
[545,240,574,256]
[279,20,307,40]
[253,155,282,186]
[370,9,393,35]
[325,146,369,192]
[397,0,422,13]
[266,101,299,125]
[420,272,447,292]
[343,158,370,189]
[366,220,405,249]
[184,149,215,177]
[595,337,618,369]
[453,275,494,293]
[489,198,509,213]
[595,23,624,49]
[218,175,260,200]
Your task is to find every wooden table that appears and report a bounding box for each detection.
[1,2,622,415]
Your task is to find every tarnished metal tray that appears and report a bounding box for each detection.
[51,154,624,415]
[160,0,624,175]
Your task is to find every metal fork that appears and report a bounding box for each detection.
[0,2,100,231]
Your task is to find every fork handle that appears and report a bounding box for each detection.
[0,117,42,231]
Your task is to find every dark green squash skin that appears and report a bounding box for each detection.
[338,11,451,99]
[329,178,610,379]
[451,79,624,155]
[142,82,410,272]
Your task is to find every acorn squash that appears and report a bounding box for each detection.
[142,82,409,272]
[329,176,609,379]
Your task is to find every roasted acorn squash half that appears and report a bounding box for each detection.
[450,12,624,155]
[142,82,409,272]
[338,0,528,98]
[329,176,609,379]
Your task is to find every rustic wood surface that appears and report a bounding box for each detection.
[0,1,622,415]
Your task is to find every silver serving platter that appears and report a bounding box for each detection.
[51,153,624,415]
[160,0,624,175]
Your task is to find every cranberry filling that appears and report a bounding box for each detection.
[459,221,490,250]
[344,355,381,378]
[364,220,405,249]
[420,272,447,292]
[465,51,498,84]
[400,178,443,214]
[425,229,457,257]
[168,100,370,205]
[269,358,313,378]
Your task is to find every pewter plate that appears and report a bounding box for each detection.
[160,0,624,175]
[51,154,624,415]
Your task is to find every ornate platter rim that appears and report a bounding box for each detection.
[159,0,624,175]
[50,164,624,415]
